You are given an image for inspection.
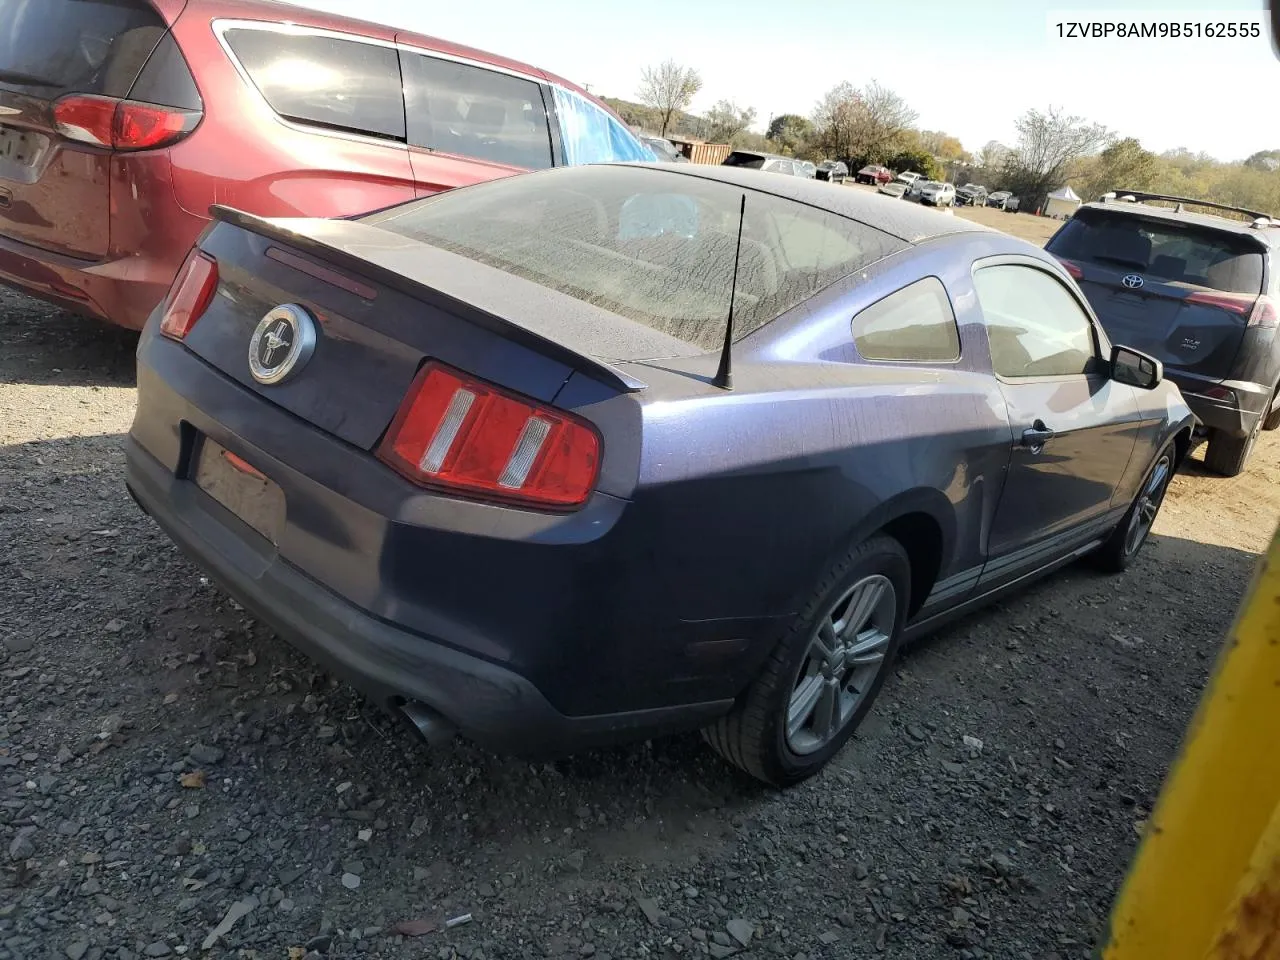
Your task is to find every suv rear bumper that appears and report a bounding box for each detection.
[1175,377,1271,438]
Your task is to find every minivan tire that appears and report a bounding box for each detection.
[1205,423,1259,477]
[701,535,910,786]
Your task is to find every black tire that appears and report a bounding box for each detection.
[1093,439,1176,572]
[1263,388,1280,431]
[701,535,910,786]
[1204,422,1259,477]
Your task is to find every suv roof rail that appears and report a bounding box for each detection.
[1106,189,1273,223]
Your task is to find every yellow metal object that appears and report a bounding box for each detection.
[1103,525,1280,959]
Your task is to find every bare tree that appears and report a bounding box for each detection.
[811,81,916,163]
[636,60,702,137]
[1004,107,1111,208]
[977,140,1011,171]
[703,100,757,144]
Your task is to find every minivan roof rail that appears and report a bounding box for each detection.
[1106,189,1273,223]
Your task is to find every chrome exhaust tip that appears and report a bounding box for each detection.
[400,700,457,746]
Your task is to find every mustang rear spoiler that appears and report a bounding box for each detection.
[208,205,648,394]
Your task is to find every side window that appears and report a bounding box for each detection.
[223,29,405,140]
[853,277,960,362]
[974,264,1098,378]
[401,53,553,170]
[550,86,655,165]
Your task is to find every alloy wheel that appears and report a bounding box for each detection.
[1124,454,1172,556]
[786,574,896,755]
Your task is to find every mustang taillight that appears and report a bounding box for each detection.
[159,250,218,340]
[378,363,601,509]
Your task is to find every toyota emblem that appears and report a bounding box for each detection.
[1122,274,1144,289]
[249,304,317,385]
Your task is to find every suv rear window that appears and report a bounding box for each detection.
[368,165,907,351]
[222,28,405,141]
[0,0,165,98]
[1049,209,1265,295]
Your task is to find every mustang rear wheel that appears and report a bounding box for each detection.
[702,535,909,786]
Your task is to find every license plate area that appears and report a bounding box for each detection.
[192,437,285,544]
[0,124,45,168]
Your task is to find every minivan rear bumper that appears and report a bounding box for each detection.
[0,230,177,330]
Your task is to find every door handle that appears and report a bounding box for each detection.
[1020,420,1055,452]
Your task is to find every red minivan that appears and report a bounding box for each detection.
[0,0,652,329]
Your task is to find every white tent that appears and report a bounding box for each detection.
[1044,185,1082,219]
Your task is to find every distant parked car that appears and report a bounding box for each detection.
[986,190,1017,211]
[896,172,923,189]
[0,0,652,331]
[1046,190,1280,476]
[856,165,893,185]
[816,160,849,183]
[722,151,803,176]
[641,136,688,162]
[877,181,908,199]
[127,162,1193,786]
[955,184,988,207]
[919,182,956,207]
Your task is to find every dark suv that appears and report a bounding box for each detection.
[0,0,650,330]
[1047,191,1280,475]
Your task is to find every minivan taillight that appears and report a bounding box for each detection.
[378,363,601,509]
[159,251,218,340]
[1186,291,1279,328]
[52,95,201,151]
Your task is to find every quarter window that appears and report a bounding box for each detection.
[853,277,960,362]
[223,28,406,140]
[401,53,553,170]
[974,264,1097,378]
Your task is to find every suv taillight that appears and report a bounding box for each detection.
[378,363,601,509]
[159,250,218,340]
[1053,256,1084,279]
[52,94,201,151]
[1186,291,1279,328]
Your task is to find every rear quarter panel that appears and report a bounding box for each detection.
[616,234,1019,627]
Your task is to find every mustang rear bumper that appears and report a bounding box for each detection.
[126,439,732,755]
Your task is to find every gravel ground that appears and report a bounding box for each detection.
[3,290,1279,960]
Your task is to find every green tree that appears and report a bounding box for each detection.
[1075,137,1157,200]
[703,100,757,144]
[767,114,813,154]
[887,148,941,180]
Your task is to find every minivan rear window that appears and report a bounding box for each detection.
[723,152,766,169]
[0,0,165,98]
[223,28,406,141]
[367,165,906,351]
[1049,209,1265,295]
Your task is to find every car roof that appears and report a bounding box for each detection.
[622,163,993,244]
[191,0,602,109]
[1077,199,1280,247]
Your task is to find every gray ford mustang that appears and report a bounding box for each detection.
[126,163,1194,785]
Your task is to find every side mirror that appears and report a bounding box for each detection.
[1111,344,1163,390]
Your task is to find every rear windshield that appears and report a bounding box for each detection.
[722,152,767,169]
[367,165,907,351]
[0,0,165,98]
[1049,209,1265,294]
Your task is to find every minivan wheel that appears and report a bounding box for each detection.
[701,535,909,786]
[1204,420,1260,477]
[1093,440,1174,572]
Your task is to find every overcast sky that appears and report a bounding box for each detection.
[281,0,1278,161]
